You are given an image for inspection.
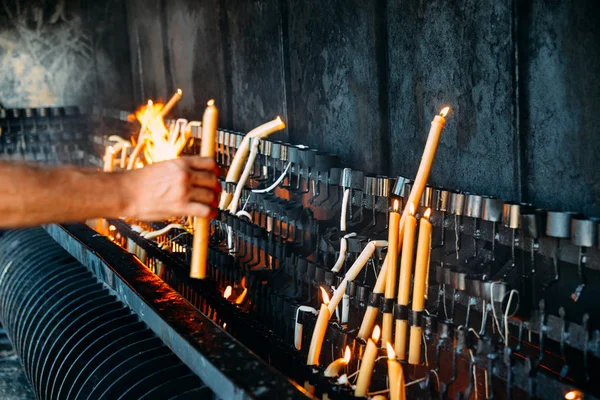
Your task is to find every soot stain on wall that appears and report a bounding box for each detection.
[0,0,129,110]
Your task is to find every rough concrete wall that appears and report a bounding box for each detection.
[125,0,600,215]
[0,0,133,110]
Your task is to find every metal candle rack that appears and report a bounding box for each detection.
[0,106,90,165]
[5,106,599,399]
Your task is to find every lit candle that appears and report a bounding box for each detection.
[358,108,450,339]
[160,89,183,119]
[382,200,401,346]
[408,208,432,365]
[307,287,331,366]
[218,117,285,210]
[223,285,232,300]
[324,346,351,377]
[190,100,219,279]
[386,342,405,400]
[354,325,381,398]
[308,242,386,366]
[395,204,417,360]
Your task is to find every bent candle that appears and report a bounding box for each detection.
[190,100,219,279]
[324,346,351,377]
[307,287,331,366]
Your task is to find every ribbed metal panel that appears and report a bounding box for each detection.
[0,229,212,400]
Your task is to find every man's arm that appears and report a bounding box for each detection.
[0,156,219,228]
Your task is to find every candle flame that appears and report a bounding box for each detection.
[565,391,582,400]
[320,286,330,305]
[223,322,227,329]
[424,208,432,219]
[241,276,246,288]
[440,107,450,117]
[235,288,248,304]
[207,99,215,107]
[276,115,282,122]
[372,325,381,342]
[223,285,232,299]
[393,199,400,212]
[147,99,153,107]
[409,203,415,216]
[386,342,396,359]
[344,346,351,363]
[177,88,183,95]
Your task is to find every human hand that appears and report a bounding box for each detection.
[121,156,220,221]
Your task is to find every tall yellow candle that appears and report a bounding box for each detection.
[355,325,381,398]
[408,208,432,365]
[386,342,403,400]
[190,100,219,279]
[307,287,331,366]
[159,88,183,118]
[359,107,450,340]
[395,205,417,360]
[324,346,351,377]
[382,200,401,346]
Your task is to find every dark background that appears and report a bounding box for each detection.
[1,0,600,216]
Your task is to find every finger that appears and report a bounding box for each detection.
[185,203,216,219]
[184,156,217,171]
[188,187,216,206]
[189,170,219,189]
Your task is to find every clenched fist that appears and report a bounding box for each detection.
[121,156,220,221]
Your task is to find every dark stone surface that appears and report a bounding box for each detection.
[86,0,135,110]
[387,0,518,201]
[163,0,229,122]
[123,0,600,215]
[126,0,168,105]
[520,0,600,215]
[286,0,387,174]
[224,0,287,135]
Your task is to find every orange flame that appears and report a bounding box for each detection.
[393,199,400,212]
[372,325,381,342]
[409,203,415,216]
[223,286,232,299]
[320,287,330,305]
[565,391,582,400]
[440,107,450,117]
[424,208,432,219]
[241,276,247,289]
[386,342,396,359]
[207,99,215,107]
[235,288,248,304]
[344,346,351,363]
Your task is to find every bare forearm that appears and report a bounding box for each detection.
[0,162,129,228]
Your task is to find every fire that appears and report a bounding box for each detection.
[124,90,188,168]
[440,106,450,117]
[393,199,400,212]
[386,342,396,359]
[372,325,381,342]
[565,390,583,400]
[223,285,232,299]
[235,288,248,304]
[409,203,415,216]
[424,208,431,219]
[344,346,351,363]
[320,287,330,305]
